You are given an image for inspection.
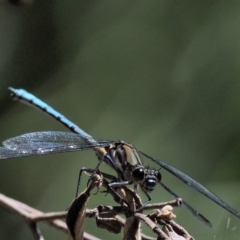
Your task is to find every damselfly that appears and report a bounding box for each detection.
[0,87,239,227]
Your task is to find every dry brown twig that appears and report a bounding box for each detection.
[0,193,99,240]
[0,171,194,240]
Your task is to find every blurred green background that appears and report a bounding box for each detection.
[0,1,240,239]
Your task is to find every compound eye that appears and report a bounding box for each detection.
[132,168,145,181]
[156,171,161,182]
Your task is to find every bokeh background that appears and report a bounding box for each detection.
[0,1,240,239]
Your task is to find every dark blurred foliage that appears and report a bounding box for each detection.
[0,1,240,239]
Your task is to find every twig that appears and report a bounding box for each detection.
[144,198,182,210]
[0,193,67,232]
[1,170,195,240]
[28,222,44,240]
[0,193,100,240]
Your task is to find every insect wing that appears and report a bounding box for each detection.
[159,182,212,227]
[140,151,240,219]
[0,131,112,159]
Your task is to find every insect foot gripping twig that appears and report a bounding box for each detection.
[66,171,193,240]
[66,170,195,240]
[66,170,104,240]
[66,170,140,240]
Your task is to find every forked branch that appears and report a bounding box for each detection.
[0,172,194,240]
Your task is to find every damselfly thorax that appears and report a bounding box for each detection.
[95,142,161,196]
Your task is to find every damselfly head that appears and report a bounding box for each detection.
[132,167,161,192]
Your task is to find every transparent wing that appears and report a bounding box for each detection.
[0,131,112,159]
[140,151,240,219]
[159,182,212,227]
